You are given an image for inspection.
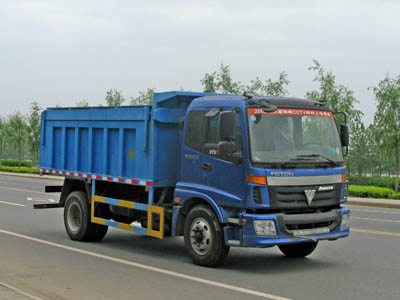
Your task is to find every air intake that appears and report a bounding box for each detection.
[253,187,262,204]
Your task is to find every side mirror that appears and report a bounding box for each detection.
[218,141,242,164]
[340,124,349,147]
[219,141,234,154]
[219,111,235,141]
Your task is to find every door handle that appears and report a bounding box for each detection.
[201,162,212,172]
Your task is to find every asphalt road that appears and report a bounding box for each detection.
[0,175,399,300]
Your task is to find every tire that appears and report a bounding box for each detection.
[278,241,318,258]
[64,191,96,242]
[91,224,108,241]
[184,205,230,267]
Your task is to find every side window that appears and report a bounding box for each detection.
[185,110,205,152]
[206,116,219,144]
[203,110,243,160]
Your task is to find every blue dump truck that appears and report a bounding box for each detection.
[36,91,350,267]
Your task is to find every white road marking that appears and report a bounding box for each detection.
[0,229,291,300]
[0,186,52,195]
[352,216,400,223]
[0,281,44,300]
[26,197,56,202]
[350,208,400,215]
[0,201,25,207]
[351,228,400,237]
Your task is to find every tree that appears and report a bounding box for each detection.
[7,112,27,165]
[200,62,289,96]
[306,60,364,175]
[76,99,89,107]
[201,63,243,94]
[0,118,5,162]
[27,101,42,166]
[130,88,155,105]
[368,124,391,177]
[0,118,13,161]
[306,60,362,126]
[371,75,400,192]
[105,89,125,106]
[347,120,370,179]
[244,71,289,96]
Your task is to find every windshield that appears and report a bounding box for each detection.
[248,108,344,166]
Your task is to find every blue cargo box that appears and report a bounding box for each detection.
[40,91,215,187]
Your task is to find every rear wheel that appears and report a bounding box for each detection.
[184,205,229,267]
[64,191,96,241]
[278,241,318,258]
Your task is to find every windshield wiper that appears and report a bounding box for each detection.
[296,154,337,167]
[247,99,277,112]
[281,156,315,168]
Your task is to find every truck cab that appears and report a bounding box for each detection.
[174,95,350,265]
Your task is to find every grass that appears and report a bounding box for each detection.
[0,166,40,174]
[1,160,33,168]
[349,185,400,200]
[349,176,397,191]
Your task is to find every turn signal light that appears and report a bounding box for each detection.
[342,173,347,182]
[246,176,267,185]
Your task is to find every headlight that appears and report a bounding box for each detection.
[341,213,350,231]
[254,220,276,236]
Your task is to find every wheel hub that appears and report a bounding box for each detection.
[190,217,212,256]
[67,202,82,233]
[193,228,203,243]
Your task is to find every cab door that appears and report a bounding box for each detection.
[180,110,206,185]
[199,109,246,208]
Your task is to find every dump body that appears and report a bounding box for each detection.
[40,92,215,187]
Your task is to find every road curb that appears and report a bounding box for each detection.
[0,171,64,181]
[347,199,400,209]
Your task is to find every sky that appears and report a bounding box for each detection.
[1,0,399,125]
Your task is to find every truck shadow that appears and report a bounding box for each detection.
[100,232,188,263]
[223,249,339,274]
[99,231,340,274]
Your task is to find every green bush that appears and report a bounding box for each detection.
[349,185,395,199]
[1,160,32,168]
[391,193,400,200]
[349,176,396,190]
[0,166,39,174]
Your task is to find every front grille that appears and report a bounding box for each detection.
[276,209,340,234]
[286,221,334,231]
[268,183,341,209]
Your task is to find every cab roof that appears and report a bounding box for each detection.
[190,95,330,111]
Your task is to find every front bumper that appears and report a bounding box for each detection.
[225,207,350,247]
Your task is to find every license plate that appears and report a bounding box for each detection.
[292,227,330,236]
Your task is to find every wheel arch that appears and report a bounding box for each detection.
[60,178,91,207]
[174,190,227,236]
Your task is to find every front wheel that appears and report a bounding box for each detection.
[184,205,229,267]
[278,241,318,258]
